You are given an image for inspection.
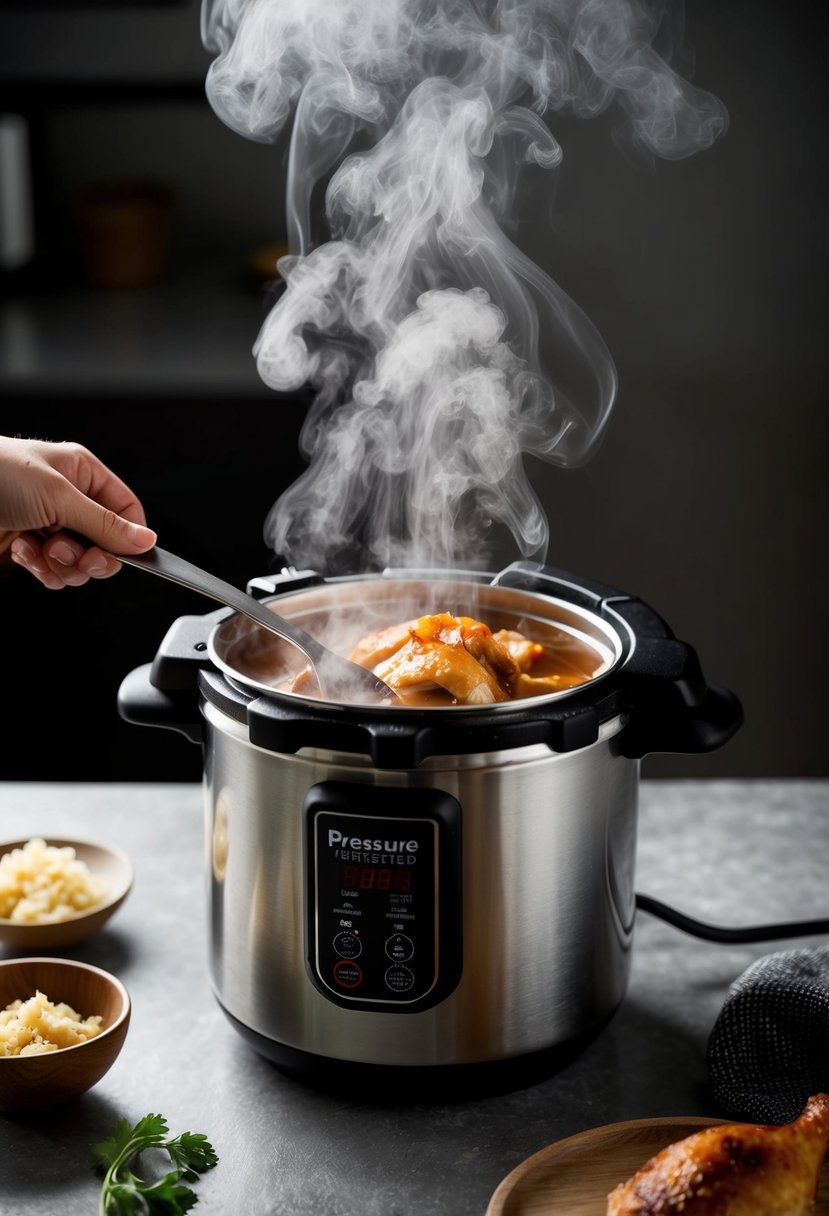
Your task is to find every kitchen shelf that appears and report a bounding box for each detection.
[0,260,293,399]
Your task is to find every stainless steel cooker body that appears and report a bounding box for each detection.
[118,560,743,1077]
[203,710,638,1068]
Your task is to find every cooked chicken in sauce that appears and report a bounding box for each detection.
[346,612,588,706]
[606,1093,829,1216]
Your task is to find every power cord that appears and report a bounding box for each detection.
[635,893,829,944]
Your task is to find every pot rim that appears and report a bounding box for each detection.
[206,572,627,714]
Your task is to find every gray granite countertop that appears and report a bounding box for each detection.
[0,779,826,1215]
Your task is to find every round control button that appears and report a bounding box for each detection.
[334,931,362,959]
[385,965,415,994]
[333,960,364,989]
[385,933,414,962]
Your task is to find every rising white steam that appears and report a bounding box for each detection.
[203,0,727,574]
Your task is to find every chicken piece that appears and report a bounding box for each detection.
[512,670,586,696]
[285,665,321,697]
[606,1093,829,1216]
[462,629,520,686]
[492,628,545,671]
[347,613,559,705]
[376,643,499,704]
[347,620,416,670]
[357,613,515,705]
[493,628,588,696]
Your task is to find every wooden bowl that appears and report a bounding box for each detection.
[0,957,130,1114]
[0,838,133,950]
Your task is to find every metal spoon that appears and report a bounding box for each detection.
[115,546,397,704]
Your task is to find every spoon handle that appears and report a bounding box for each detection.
[116,547,394,702]
[117,545,321,651]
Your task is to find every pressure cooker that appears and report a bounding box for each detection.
[118,560,742,1089]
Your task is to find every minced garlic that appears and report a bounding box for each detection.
[0,838,107,924]
[0,990,103,1056]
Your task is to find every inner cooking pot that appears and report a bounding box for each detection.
[118,560,742,1091]
[207,570,625,712]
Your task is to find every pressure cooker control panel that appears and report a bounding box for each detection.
[304,782,462,1013]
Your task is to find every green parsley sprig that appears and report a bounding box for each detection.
[91,1112,218,1215]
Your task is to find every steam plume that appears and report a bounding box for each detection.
[202,0,727,574]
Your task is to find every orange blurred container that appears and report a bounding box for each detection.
[73,179,173,290]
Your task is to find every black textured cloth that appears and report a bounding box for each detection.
[707,944,829,1124]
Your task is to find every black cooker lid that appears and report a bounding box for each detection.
[118,562,742,769]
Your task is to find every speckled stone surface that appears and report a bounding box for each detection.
[1,779,826,1215]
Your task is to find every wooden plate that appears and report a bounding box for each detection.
[486,1115,829,1215]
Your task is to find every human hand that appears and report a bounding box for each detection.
[0,435,157,589]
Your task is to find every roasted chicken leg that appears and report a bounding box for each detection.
[607,1093,829,1215]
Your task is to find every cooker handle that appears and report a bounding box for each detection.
[117,663,204,745]
[612,636,743,757]
[618,683,743,757]
[149,612,223,690]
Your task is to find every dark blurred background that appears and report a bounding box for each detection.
[0,1,826,782]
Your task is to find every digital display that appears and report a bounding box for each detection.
[305,783,462,1009]
[339,863,413,893]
